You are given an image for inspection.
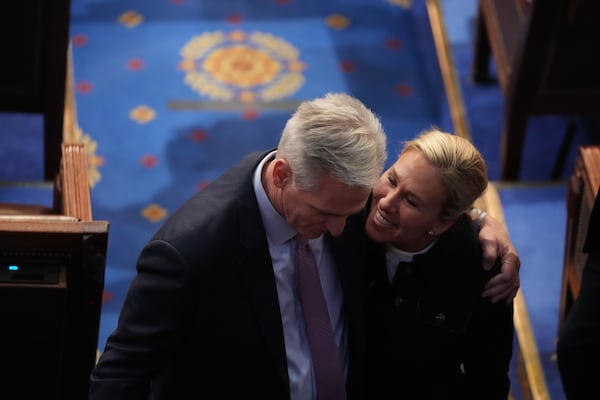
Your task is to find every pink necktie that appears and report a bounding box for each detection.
[294,235,347,400]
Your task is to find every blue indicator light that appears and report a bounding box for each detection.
[8,265,19,271]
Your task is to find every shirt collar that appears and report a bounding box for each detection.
[253,151,297,245]
[385,239,436,266]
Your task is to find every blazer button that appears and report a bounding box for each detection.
[394,296,404,307]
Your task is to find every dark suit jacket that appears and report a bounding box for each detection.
[90,150,368,399]
[365,215,514,400]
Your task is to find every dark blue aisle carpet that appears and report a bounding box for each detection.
[498,184,567,399]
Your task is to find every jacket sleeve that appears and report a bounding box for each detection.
[90,239,194,399]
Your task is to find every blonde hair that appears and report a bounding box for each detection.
[402,128,488,219]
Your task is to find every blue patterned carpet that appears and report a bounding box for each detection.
[68,0,455,359]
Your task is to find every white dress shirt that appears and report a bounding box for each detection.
[253,152,347,400]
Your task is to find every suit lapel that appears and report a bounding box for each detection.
[236,152,290,394]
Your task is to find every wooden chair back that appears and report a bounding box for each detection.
[473,0,600,180]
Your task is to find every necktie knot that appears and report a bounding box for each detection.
[295,234,309,247]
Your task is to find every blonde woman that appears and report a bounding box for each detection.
[365,129,514,399]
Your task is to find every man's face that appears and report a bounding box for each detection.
[274,161,371,239]
[365,149,451,251]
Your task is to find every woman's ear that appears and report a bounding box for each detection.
[431,217,456,236]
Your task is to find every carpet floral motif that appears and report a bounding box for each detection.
[179,30,306,102]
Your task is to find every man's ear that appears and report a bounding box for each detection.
[272,159,292,188]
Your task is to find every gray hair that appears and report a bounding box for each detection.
[277,93,387,190]
[402,128,488,219]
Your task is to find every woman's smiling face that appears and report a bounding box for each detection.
[365,149,453,251]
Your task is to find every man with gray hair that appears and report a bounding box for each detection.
[90,93,519,399]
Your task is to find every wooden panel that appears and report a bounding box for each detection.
[61,143,93,221]
[559,146,600,332]
[0,139,109,398]
[0,219,108,398]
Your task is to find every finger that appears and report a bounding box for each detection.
[491,285,516,304]
[484,271,519,290]
[494,279,519,305]
[482,272,518,303]
[484,272,507,290]
[484,289,503,304]
[487,289,509,304]
[496,256,520,288]
[480,240,497,271]
[481,277,506,301]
